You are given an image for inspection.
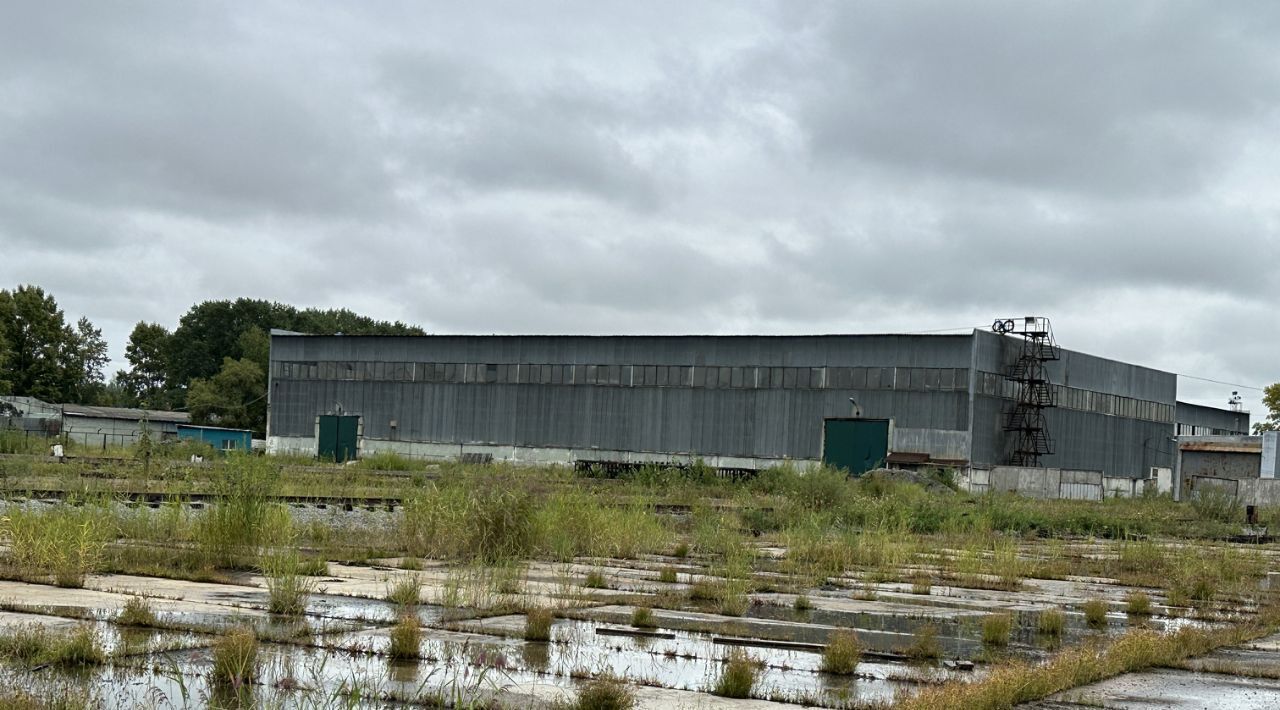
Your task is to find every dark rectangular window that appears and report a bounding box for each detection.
[832,367,850,388]
[655,366,669,386]
[783,367,797,388]
[606,365,621,385]
[632,366,644,386]
[907,367,923,390]
[810,367,825,389]
[483,364,497,383]
[719,367,732,388]
[730,367,743,389]
[938,368,954,390]
[894,367,909,390]
[539,364,552,384]
[768,367,782,388]
[644,365,657,386]
[849,367,867,388]
[583,365,596,384]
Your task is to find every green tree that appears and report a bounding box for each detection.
[0,328,11,395]
[1255,383,1280,434]
[167,298,423,392]
[0,285,106,403]
[187,357,266,434]
[66,316,108,403]
[96,375,139,408]
[119,322,173,408]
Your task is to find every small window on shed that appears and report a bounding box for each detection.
[483,364,497,383]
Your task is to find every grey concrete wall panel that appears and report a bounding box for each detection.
[1182,451,1262,480]
[892,428,971,460]
[1264,432,1278,479]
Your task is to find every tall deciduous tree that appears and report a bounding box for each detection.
[186,357,266,434]
[119,322,173,408]
[1255,383,1280,434]
[0,285,107,403]
[66,317,108,403]
[0,328,11,395]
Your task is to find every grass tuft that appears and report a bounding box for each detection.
[565,672,636,710]
[906,623,942,663]
[386,573,423,609]
[525,607,554,642]
[1126,591,1152,617]
[0,624,106,667]
[631,606,655,629]
[712,648,759,699]
[584,570,608,589]
[982,613,1013,647]
[658,566,678,584]
[1084,599,1110,629]
[820,629,861,674]
[1038,609,1066,638]
[118,596,157,627]
[211,626,258,687]
[388,613,421,660]
[263,548,316,616]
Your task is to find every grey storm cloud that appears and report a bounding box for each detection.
[0,0,1276,412]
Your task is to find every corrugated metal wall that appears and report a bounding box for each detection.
[269,334,973,460]
[269,331,1180,474]
[969,330,1177,477]
[1175,402,1251,435]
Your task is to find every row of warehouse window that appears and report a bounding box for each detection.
[1176,423,1242,436]
[271,360,1173,423]
[272,360,971,392]
[975,372,1174,423]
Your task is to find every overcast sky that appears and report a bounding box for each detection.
[1,2,1275,413]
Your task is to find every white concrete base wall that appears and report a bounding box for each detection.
[265,435,820,471]
[956,466,1153,501]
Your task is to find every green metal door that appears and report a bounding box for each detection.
[317,415,360,462]
[822,418,889,476]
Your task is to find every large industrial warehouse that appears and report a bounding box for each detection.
[265,320,1248,482]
